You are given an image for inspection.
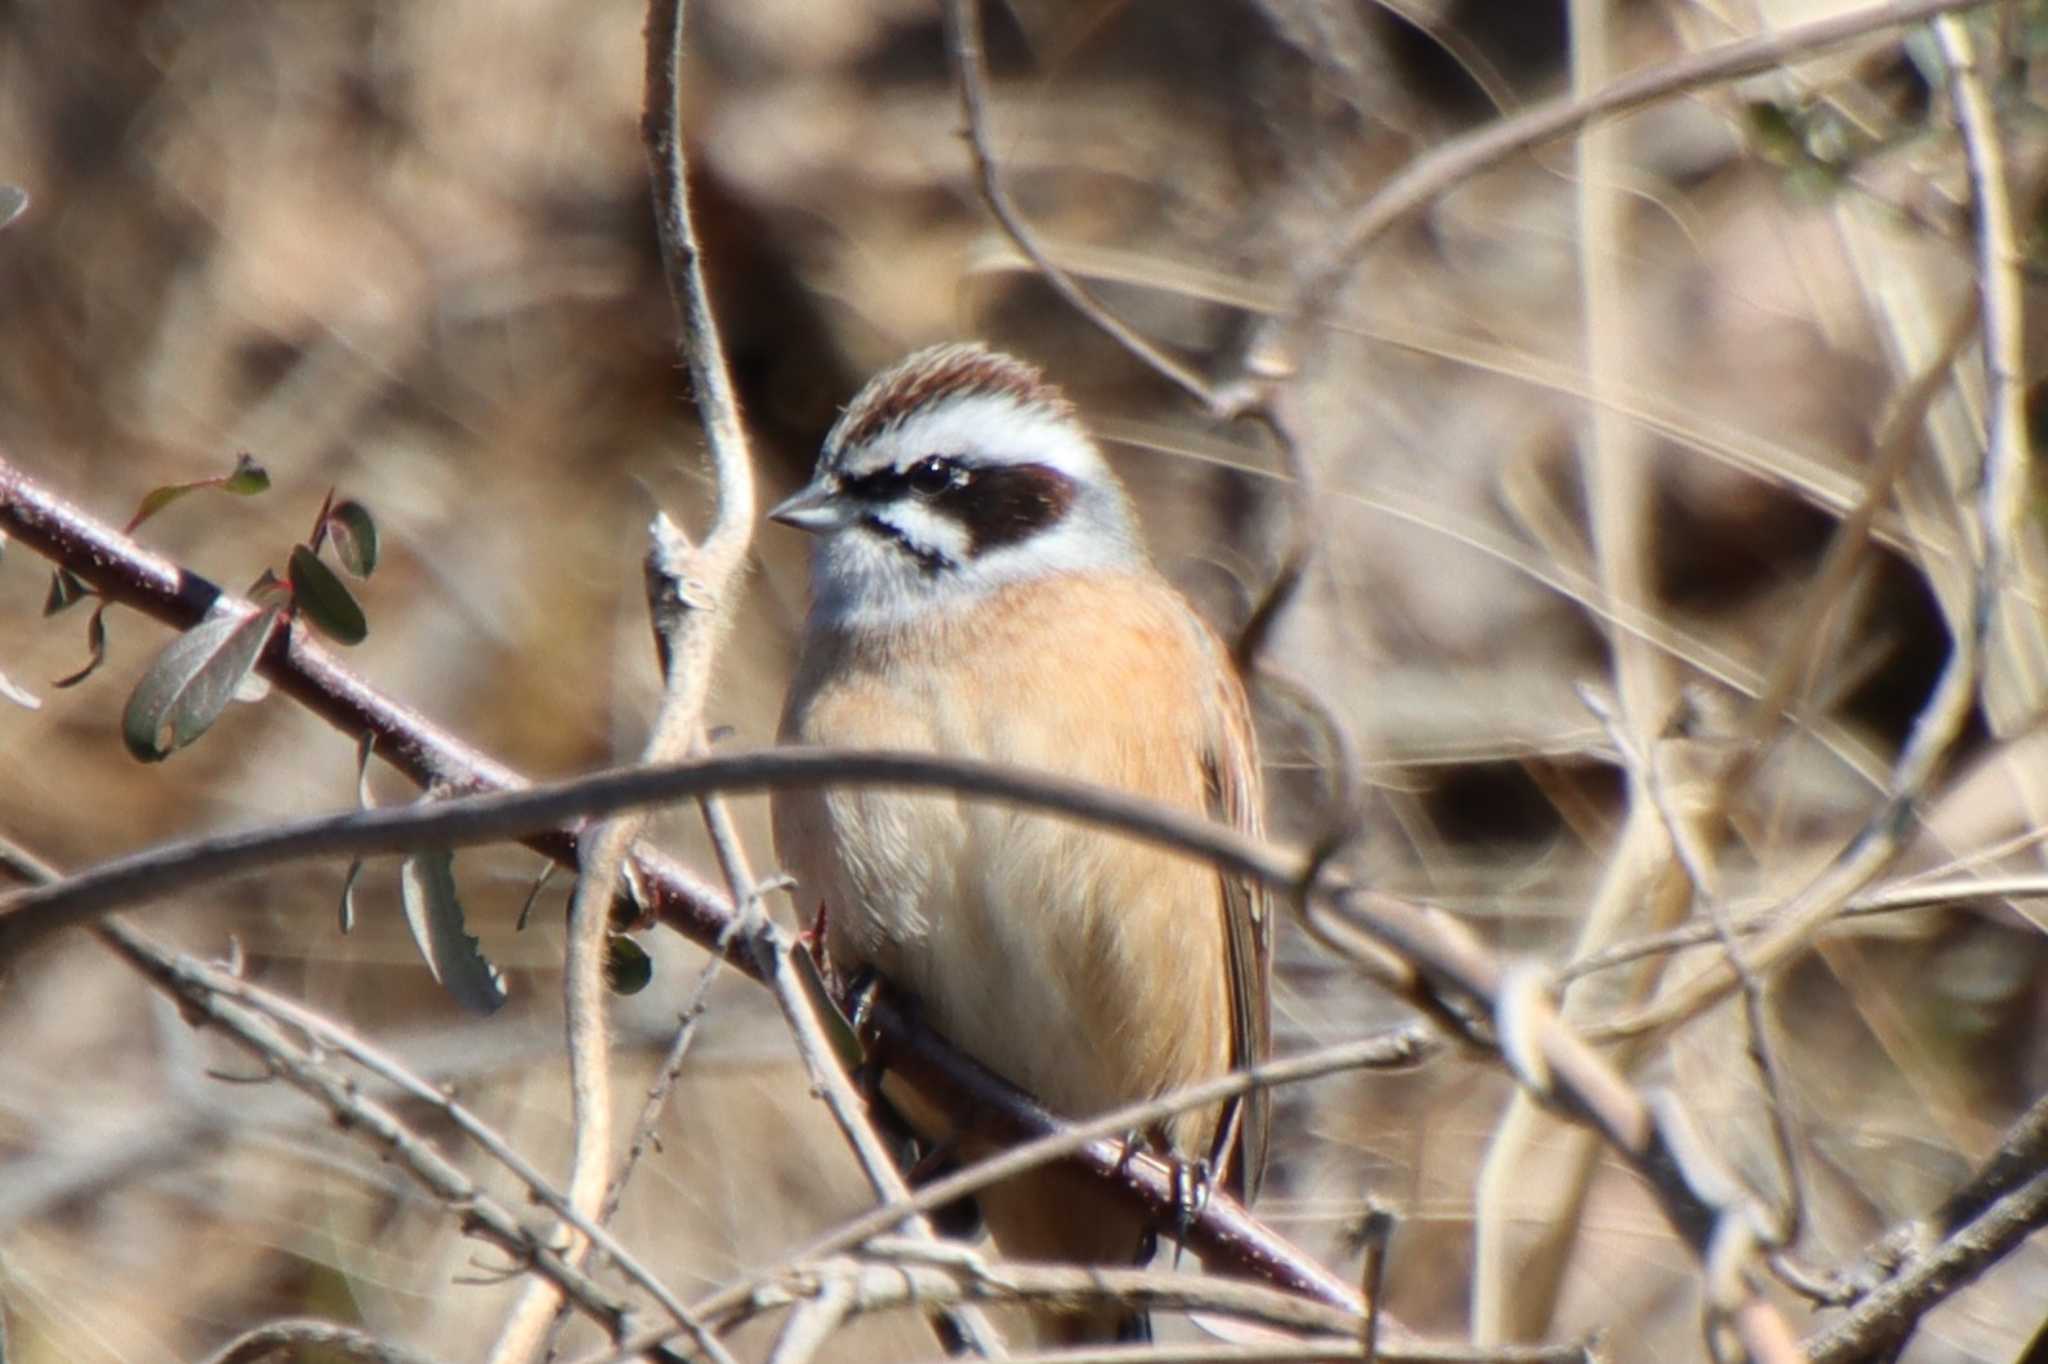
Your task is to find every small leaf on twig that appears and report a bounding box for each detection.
[790,937,865,1073]
[288,544,367,645]
[52,603,108,688]
[121,605,279,761]
[399,848,508,1014]
[325,499,379,578]
[43,568,90,616]
[124,453,271,533]
[604,934,653,995]
[517,860,557,932]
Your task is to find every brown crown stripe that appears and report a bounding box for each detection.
[831,343,1074,454]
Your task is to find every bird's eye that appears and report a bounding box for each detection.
[905,456,957,497]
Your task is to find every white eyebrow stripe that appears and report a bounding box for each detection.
[836,392,1109,486]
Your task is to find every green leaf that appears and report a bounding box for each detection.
[325,500,378,578]
[52,602,109,688]
[1744,101,1805,166]
[791,937,866,1073]
[221,453,270,496]
[120,605,279,761]
[603,934,654,995]
[43,568,90,616]
[124,453,272,533]
[289,543,367,645]
[399,849,508,1014]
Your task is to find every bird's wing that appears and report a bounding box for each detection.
[1201,631,1272,1203]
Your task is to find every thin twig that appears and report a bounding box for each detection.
[0,749,1301,952]
[179,946,732,1363]
[491,0,759,1344]
[741,1248,1364,1344]
[1260,0,1995,363]
[91,919,672,1356]
[722,1028,1434,1313]
[585,1248,1596,1364]
[1720,298,1979,782]
[1804,1173,2048,1362]
[1602,0,2028,1045]
[942,0,1322,683]
[589,1029,1438,1360]
[743,1251,1589,1364]
[24,820,727,1360]
[1471,1,1693,1344]
[942,0,1216,410]
[699,763,1008,1357]
[762,1273,856,1364]
[1583,689,1807,1256]
[1821,1085,2048,1303]
[600,975,717,1222]
[904,1342,1589,1364]
[538,914,739,1360]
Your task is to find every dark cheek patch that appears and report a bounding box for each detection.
[940,463,1076,554]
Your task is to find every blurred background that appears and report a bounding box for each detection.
[1,0,2045,1359]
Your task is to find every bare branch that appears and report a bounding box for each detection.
[493,0,763,1341]
[93,918,671,1353]
[941,0,1216,411]
[1804,1172,2048,1361]
[1261,0,1995,361]
[1602,1,2028,1046]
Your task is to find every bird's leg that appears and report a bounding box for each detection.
[1164,1153,1216,1269]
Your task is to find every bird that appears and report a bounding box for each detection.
[768,341,1271,1344]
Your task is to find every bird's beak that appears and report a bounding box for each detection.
[768,478,850,534]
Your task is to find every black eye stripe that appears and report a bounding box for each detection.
[937,463,1076,554]
[842,456,964,502]
[838,458,1077,559]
